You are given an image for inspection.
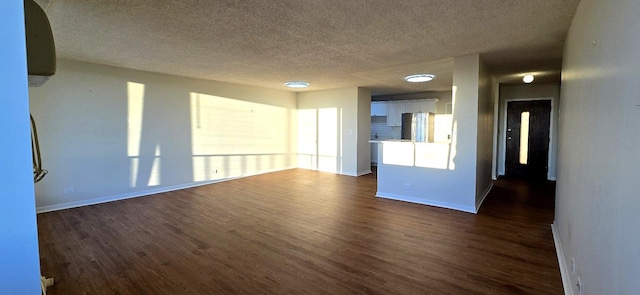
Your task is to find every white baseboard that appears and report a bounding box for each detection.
[342,170,371,177]
[298,167,371,177]
[356,169,372,176]
[475,183,493,213]
[375,192,476,214]
[36,167,295,213]
[37,181,220,213]
[551,222,573,295]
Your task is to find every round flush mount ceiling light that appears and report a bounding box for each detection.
[404,74,435,83]
[284,81,310,88]
[523,74,535,84]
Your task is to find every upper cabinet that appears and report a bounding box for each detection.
[372,99,438,126]
[371,102,387,116]
[405,100,437,113]
[386,102,404,126]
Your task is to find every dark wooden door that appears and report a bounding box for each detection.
[506,100,551,179]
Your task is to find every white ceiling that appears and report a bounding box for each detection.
[36,0,580,96]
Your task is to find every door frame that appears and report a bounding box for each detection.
[498,97,555,180]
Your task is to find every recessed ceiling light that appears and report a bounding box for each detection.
[523,74,534,83]
[404,74,435,83]
[284,81,309,88]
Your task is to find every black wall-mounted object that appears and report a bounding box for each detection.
[24,0,56,86]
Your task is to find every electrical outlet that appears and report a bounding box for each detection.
[213,169,218,174]
[403,183,411,189]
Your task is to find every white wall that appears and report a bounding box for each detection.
[29,59,298,211]
[475,58,496,207]
[356,88,372,175]
[498,83,560,180]
[451,54,483,211]
[376,55,487,213]
[297,87,369,176]
[0,1,42,292]
[555,0,640,294]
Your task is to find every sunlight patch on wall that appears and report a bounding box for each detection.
[297,109,318,170]
[448,86,458,170]
[448,120,458,170]
[127,82,145,187]
[318,108,338,172]
[189,92,292,181]
[297,108,341,173]
[129,158,139,188]
[191,156,219,181]
[415,143,449,169]
[147,144,161,186]
[127,82,145,157]
[382,142,414,166]
[380,112,453,169]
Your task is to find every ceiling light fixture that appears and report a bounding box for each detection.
[404,74,435,83]
[284,81,309,88]
[523,74,534,84]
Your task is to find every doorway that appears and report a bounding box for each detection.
[505,100,551,179]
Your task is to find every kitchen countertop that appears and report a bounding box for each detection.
[369,138,406,143]
[370,139,449,144]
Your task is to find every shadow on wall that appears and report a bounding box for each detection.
[126,82,193,187]
[126,82,295,188]
[30,60,298,210]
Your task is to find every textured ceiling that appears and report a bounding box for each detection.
[36,0,580,96]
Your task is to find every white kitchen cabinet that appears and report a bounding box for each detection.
[381,99,439,126]
[386,102,404,126]
[404,101,422,113]
[406,100,437,113]
[419,100,437,113]
[371,102,387,116]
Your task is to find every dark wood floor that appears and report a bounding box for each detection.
[37,169,562,294]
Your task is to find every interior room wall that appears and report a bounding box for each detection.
[555,0,640,293]
[375,55,482,213]
[29,59,298,212]
[475,57,496,208]
[0,1,42,292]
[297,87,363,176]
[498,83,560,179]
[450,54,482,210]
[356,88,372,175]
